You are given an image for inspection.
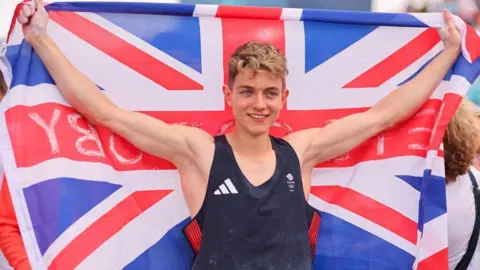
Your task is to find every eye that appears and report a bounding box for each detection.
[266,91,279,98]
[240,89,253,95]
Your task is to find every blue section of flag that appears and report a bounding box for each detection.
[303,22,377,72]
[46,2,196,17]
[418,195,425,233]
[420,170,447,224]
[6,44,107,90]
[125,218,193,270]
[396,175,422,192]
[5,44,20,68]
[314,213,415,269]
[398,170,446,228]
[98,13,202,72]
[452,54,480,84]
[399,52,480,86]
[301,9,428,28]
[7,43,54,88]
[23,178,121,254]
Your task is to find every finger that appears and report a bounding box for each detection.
[23,0,36,10]
[443,9,456,30]
[34,0,45,11]
[17,14,28,24]
[438,28,447,41]
[442,10,455,39]
[28,4,36,15]
[20,5,33,19]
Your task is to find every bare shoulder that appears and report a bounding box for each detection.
[284,128,321,165]
[173,125,215,173]
[172,124,214,144]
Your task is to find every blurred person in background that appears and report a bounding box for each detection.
[466,75,480,171]
[473,12,480,29]
[444,99,480,270]
[428,0,479,22]
[469,25,480,169]
[0,181,30,270]
[406,4,428,13]
[0,69,10,270]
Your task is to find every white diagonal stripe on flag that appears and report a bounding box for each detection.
[193,4,219,17]
[309,195,417,255]
[76,189,189,269]
[417,214,448,262]
[43,187,133,268]
[17,158,177,191]
[77,12,203,84]
[311,156,426,221]
[46,18,224,111]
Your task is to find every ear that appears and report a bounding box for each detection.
[222,84,233,107]
[281,88,290,108]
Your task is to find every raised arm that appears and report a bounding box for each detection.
[287,9,461,169]
[18,0,213,167]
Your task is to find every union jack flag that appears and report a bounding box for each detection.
[1,1,480,269]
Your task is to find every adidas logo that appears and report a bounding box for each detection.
[214,178,238,195]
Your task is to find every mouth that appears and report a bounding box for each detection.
[248,114,269,120]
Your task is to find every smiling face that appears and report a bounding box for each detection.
[224,41,289,137]
[223,69,288,136]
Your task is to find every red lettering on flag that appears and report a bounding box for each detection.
[8,99,443,169]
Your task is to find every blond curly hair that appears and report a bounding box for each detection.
[444,99,480,182]
[228,41,288,89]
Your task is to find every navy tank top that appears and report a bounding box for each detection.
[183,135,321,270]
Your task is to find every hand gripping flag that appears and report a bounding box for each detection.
[1,1,480,269]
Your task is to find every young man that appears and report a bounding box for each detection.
[18,0,461,268]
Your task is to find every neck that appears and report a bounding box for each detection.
[227,127,272,156]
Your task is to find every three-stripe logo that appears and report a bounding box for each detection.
[214,178,238,195]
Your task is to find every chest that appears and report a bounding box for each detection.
[233,151,277,187]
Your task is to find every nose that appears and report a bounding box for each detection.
[252,93,266,110]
